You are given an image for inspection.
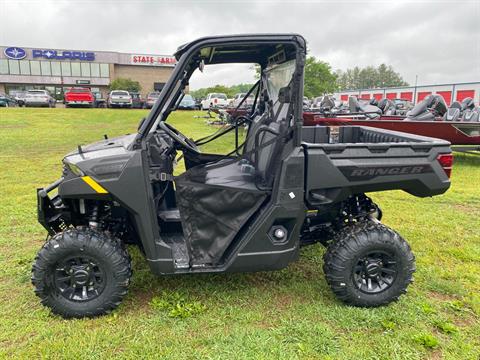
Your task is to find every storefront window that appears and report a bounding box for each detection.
[30,61,41,75]
[90,63,100,77]
[81,62,91,77]
[19,60,30,75]
[8,60,20,75]
[100,63,109,77]
[61,62,71,76]
[41,61,51,76]
[71,62,81,76]
[51,62,61,76]
[0,59,9,74]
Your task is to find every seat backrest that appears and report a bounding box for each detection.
[244,112,269,154]
[255,122,282,180]
[249,86,292,183]
[462,108,480,122]
[443,108,460,121]
[243,84,291,174]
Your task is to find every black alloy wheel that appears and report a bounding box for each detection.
[53,255,107,302]
[323,221,415,307]
[352,251,398,294]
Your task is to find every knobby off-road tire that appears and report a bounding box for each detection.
[323,221,415,307]
[32,228,132,318]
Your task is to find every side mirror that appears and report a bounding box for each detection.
[198,59,205,73]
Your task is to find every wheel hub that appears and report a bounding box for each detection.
[53,256,106,302]
[365,261,381,277]
[71,268,90,285]
[353,251,398,294]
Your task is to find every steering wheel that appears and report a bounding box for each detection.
[159,121,199,153]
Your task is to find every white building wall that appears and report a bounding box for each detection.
[333,82,480,105]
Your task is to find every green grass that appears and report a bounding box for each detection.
[0,108,479,359]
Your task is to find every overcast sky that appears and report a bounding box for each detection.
[1,0,478,89]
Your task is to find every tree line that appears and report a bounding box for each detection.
[111,58,409,99]
[190,57,408,99]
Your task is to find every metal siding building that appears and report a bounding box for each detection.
[0,46,176,99]
[334,82,480,106]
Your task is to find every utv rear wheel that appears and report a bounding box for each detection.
[32,228,131,318]
[323,221,415,307]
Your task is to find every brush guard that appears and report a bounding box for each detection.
[37,177,66,235]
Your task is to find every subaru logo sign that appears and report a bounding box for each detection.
[4,47,26,60]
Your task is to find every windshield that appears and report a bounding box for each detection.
[68,88,91,93]
[148,92,160,98]
[212,93,227,100]
[265,59,296,103]
[183,94,194,101]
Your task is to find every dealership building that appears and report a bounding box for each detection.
[0,45,177,99]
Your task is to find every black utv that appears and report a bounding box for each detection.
[33,34,453,318]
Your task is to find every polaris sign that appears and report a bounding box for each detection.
[4,47,27,60]
[32,49,95,61]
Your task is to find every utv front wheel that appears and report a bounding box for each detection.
[323,221,415,307]
[32,228,132,318]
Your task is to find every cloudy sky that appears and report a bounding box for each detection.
[1,0,479,89]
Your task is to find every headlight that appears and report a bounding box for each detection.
[64,160,84,176]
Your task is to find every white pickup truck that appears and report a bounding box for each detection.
[107,90,132,108]
[200,93,228,110]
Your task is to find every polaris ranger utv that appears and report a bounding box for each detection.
[32,34,453,318]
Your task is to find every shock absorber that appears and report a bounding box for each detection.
[89,203,100,229]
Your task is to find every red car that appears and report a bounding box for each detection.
[64,87,94,108]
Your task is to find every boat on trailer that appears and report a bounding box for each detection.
[302,113,480,152]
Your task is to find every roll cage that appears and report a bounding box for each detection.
[133,34,307,150]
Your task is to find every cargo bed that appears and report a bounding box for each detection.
[301,126,452,206]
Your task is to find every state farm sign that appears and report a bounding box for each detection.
[130,55,176,67]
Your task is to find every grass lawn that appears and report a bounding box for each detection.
[0,108,479,359]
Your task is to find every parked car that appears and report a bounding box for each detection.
[231,93,254,108]
[194,97,203,110]
[178,94,196,110]
[25,90,56,107]
[201,93,228,110]
[93,92,107,108]
[145,92,161,109]
[107,90,132,108]
[9,90,27,106]
[0,93,18,107]
[64,87,94,108]
[129,92,145,109]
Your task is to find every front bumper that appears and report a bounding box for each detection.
[26,99,49,105]
[110,100,132,107]
[37,178,65,235]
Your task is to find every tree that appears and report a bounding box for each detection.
[190,83,255,99]
[336,64,408,90]
[303,56,337,98]
[110,78,141,92]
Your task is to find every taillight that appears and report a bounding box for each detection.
[214,98,217,103]
[437,153,453,178]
